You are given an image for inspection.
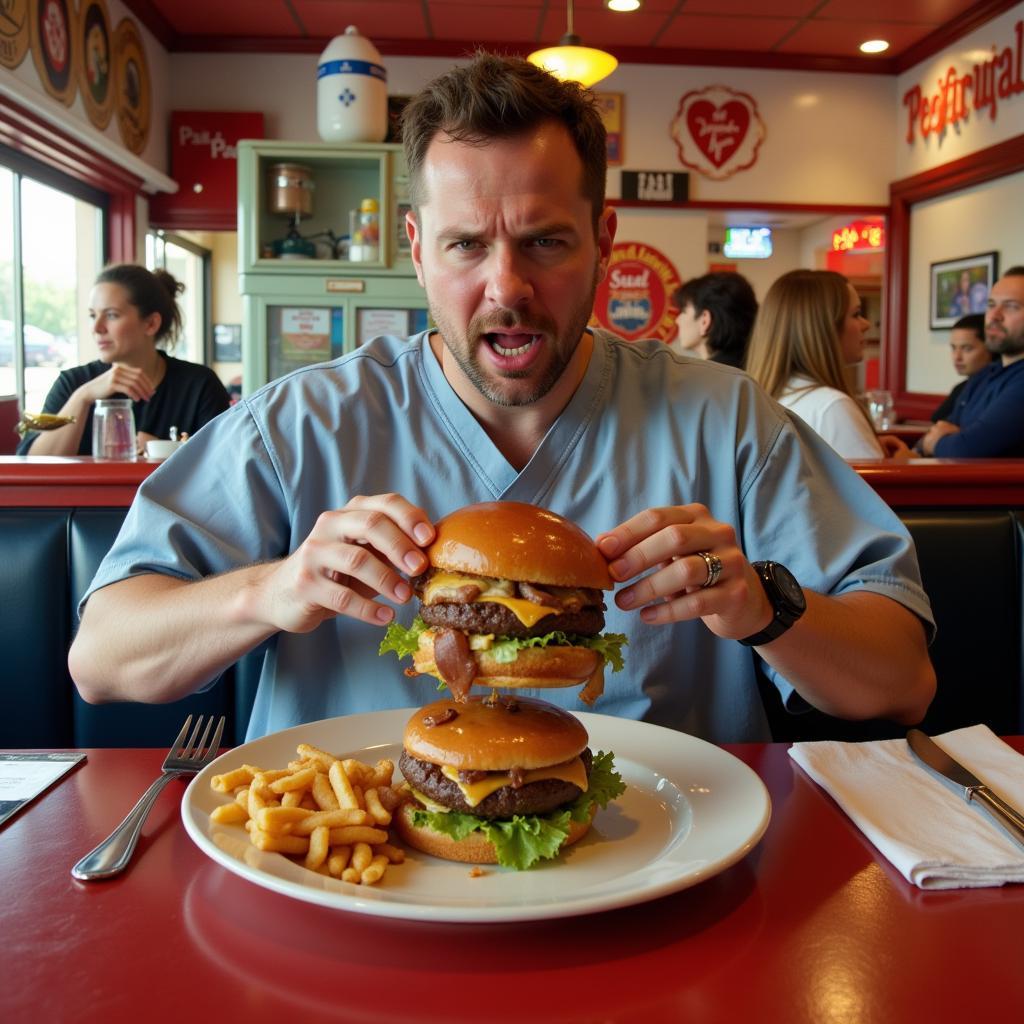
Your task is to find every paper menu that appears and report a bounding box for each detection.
[0,753,85,827]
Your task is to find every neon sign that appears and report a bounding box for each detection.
[832,220,885,253]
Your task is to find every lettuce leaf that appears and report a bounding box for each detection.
[380,616,628,674]
[410,751,627,870]
[378,617,427,659]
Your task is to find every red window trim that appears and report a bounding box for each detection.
[885,133,1024,421]
[0,93,144,263]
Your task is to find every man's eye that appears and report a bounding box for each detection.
[453,240,480,252]
[532,238,560,248]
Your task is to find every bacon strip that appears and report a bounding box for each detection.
[433,628,477,702]
[518,582,603,612]
[519,581,556,606]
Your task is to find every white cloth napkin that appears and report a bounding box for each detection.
[789,724,1024,890]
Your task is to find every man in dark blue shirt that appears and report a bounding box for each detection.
[920,266,1024,457]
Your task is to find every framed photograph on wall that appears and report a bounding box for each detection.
[929,251,998,329]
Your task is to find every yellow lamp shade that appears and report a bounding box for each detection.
[527,43,618,88]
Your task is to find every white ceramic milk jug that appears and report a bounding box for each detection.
[317,26,387,143]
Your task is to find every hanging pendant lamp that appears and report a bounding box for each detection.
[528,0,618,89]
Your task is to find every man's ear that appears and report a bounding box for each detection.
[408,209,425,287]
[699,308,713,339]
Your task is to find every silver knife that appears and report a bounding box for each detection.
[907,729,1024,849]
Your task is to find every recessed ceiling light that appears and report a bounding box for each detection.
[607,0,641,11]
[859,39,889,54]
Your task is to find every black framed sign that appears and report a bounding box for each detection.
[213,322,242,362]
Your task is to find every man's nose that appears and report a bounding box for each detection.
[485,250,534,308]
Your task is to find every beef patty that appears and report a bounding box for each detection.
[418,602,605,639]
[399,747,593,819]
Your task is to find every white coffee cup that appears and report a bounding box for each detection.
[145,439,182,460]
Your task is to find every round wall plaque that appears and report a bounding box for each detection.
[113,16,150,155]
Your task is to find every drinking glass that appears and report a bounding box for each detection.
[92,399,137,460]
[865,390,894,431]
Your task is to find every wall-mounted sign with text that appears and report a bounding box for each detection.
[620,170,689,203]
[902,19,1023,144]
[669,85,765,181]
[149,110,265,228]
[591,242,682,344]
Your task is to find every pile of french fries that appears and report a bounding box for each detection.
[209,741,409,885]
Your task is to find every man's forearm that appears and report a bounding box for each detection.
[757,591,935,723]
[69,566,281,704]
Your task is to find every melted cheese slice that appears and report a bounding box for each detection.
[423,571,559,628]
[440,756,588,807]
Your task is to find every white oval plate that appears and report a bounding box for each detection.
[182,709,771,924]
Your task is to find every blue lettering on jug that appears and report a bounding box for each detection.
[317,60,387,81]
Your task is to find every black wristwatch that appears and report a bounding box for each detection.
[738,561,806,647]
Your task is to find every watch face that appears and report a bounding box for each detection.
[769,563,806,610]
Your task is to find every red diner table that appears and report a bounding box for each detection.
[4,741,1023,1023]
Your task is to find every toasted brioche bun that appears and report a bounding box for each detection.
[394,800,595,865]
[404,695,588,772]
[412,630,602,691]
[427,501,613,590]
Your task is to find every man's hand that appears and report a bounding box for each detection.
[595,504,772,641]
[919,420,960,456]
[245,493,435,635]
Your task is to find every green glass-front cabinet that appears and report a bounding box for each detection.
[237,140,428,394]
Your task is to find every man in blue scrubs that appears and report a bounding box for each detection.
[70,54,935,743]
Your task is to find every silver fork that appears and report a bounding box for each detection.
[71,714,225,881]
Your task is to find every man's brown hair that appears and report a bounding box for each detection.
[401,52,607,229]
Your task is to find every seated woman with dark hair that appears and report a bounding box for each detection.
[18,263,231,456]
[669,272,758,368]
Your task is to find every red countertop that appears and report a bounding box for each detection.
[6,455,1024,510]
[4,741,1022,1022]
[0,455,159,506]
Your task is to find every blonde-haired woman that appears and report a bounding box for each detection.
[746,269,908,459]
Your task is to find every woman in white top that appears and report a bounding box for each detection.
[745,269,908,459]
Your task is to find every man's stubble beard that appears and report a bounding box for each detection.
[428,265,601,408]
[986,325,1024,358]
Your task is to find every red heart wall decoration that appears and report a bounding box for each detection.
[685,101,751,168]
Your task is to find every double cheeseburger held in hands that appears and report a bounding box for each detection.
[379,501,627,704]
[380,502,628,870]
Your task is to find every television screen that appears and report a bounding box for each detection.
[723,226,773,259]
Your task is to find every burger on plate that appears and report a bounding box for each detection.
[380,501,627,703]
[394,693,626,869]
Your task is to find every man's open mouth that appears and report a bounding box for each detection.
[487,333,541,357]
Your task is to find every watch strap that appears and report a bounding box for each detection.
[738,561,805,647]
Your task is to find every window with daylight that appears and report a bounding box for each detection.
[146,231,212,365]
[0,147,106,414]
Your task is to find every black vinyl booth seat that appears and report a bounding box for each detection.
[1,506,259,749]
[759,509,1023,742]
[1,501,1022,747]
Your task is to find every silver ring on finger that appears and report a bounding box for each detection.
[697,550,723,589]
